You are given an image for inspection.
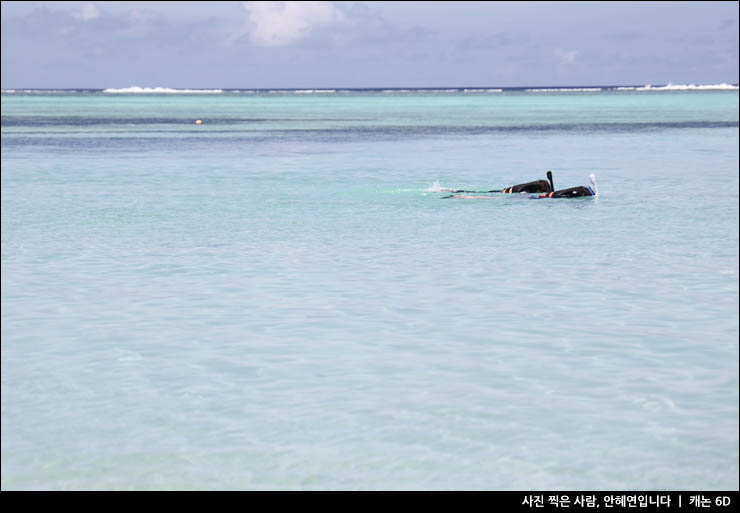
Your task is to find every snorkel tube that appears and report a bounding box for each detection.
[588,174,598,196]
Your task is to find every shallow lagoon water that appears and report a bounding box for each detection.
[1,89,738,490]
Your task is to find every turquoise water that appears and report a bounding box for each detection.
[1,89,738,490]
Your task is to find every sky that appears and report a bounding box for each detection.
[1,1,738,88]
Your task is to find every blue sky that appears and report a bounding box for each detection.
[1,1,738,88]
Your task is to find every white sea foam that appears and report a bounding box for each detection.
[3,89,69,93]
[103,86,224,94]
[424,181,455,192]
[526,87,602,92]
[628,82,739,91]
[294,89,337,94]
[464,88,503,93]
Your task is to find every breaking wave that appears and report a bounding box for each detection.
[526,88,602,92]
[103,86,224,94]
[617,83,739,91]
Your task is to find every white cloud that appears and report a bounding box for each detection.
[240,1,346,47]
[72,3,100,22]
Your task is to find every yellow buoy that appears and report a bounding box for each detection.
[195,119,203,125]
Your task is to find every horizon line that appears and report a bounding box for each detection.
[3,82,739,91]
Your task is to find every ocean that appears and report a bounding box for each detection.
[1,85,738,490]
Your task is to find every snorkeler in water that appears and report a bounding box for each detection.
[448,171,555,195]
[443,172,598,199]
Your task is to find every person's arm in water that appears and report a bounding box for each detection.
[442,194,499,199]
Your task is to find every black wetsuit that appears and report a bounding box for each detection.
[539,186,596,198]
[500,179,552,194]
